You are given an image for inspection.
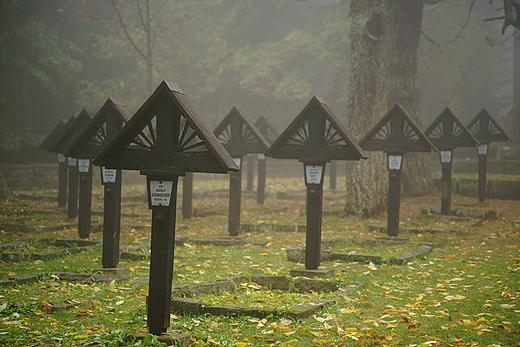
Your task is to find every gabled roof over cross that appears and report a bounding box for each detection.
[360,103,436,153]
[39,119,66,151]
[265,96,365,161]
[466,108,511,144]
[424,107,480,149]
[255,115,279,145]
[48,109,95,154]
[64,98,132,159]
[93,80,239,174]
[213,107,270,156]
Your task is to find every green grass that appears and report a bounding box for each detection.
[1,177,519,346]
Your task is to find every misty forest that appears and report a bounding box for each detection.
[1,1,520,346]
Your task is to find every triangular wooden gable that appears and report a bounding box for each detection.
[48,109,95,154]
[39,119,66,151]
[93,81,239,174]
[360,103,436,153]
[255,115,279,145]
[424,107,480,149]
[64,98,132,159]
[213,106,270,156]
[466,108,511,143]
[265,96,365,161]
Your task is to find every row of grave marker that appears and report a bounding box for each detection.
[39,80,510,335]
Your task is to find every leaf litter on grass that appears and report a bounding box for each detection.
[0,177,519,346]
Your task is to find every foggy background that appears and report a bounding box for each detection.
[0,0,514,157]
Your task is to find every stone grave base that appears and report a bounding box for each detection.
[289,267,334,279]
[93,267,130,275]
[421,205,510,221]
[169,275,364,320]
[132,332,191,347]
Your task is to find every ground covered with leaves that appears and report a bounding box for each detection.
[0,176,519,347]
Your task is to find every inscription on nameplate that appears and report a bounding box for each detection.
[257,153,266,160]
[440,150,452,163]
[150,181,173,207]
[78,159,90,173]
[67,157,77,167]
[305,165,323,184]
[101,167,117,184]
[388,155,402,171]
[478,144,488,155]
[57,153,66,163]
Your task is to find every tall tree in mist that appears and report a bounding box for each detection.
[385,1,433,196]
[344,0,389,217]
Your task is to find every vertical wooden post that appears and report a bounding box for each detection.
[387,170,401,237]
[228,162,242,236]
[78,159,93,239]
[304,162,325,270]
[257,154,267,205]
[147,176,178,336]
[329,160,337,191]
[246,154,255,191]
[67,158,78,218]
[305,184,324,270]
[441,160,452,215]
[182,172,193,219]
[102,168,122,268]
[58,155,68,207]
[386,154,403,237]
[477,144,488,202]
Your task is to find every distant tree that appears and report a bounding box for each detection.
[109,0,194,95]
[0,0,82,141]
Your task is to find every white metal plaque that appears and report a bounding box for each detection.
[78,159,90,173]
[388,155,403,171]
[440,150,452,163]
[149,180,173,207]
[57,153,66,163]
[67,157,77,167]
[233,158,242,168]
[478,144,488,155]
[305,165,323,184]
[101,166,117,184]
[257,153,266,160]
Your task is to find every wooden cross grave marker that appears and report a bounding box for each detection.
[266,96,365,270]
[94,80,238,336]
[360,104,436,236]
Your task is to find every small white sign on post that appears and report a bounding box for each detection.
[388,155,403,171]
[67,157,77,167]
[440,150,452,163]
[101,166,117,184]
[305,165,323,184]
[478,144,488,155]
[233,158,242,168]
[78,159,90,173]
[257,153,266,160]
[57,153,66,163]
[150,180,173,207]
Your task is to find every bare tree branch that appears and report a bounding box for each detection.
[444,0,477,43]
[421,29,443,52]
[110,0,147,61]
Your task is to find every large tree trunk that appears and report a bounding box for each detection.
[503,34,520,148]
[344,0,388,218]
[385,0,433,196]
